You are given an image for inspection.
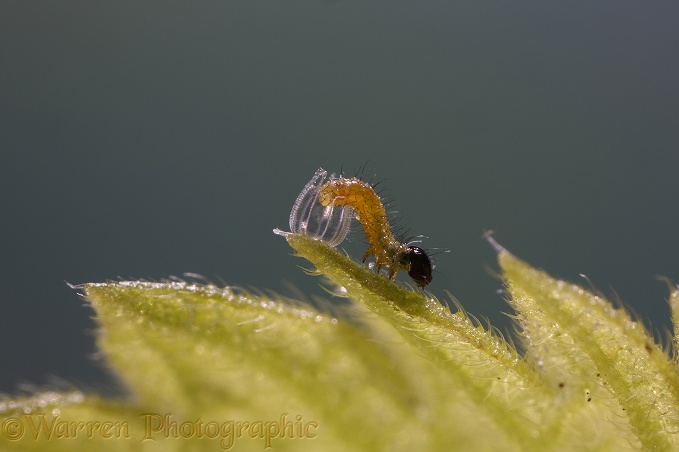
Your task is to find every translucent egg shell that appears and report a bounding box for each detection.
[288,168,354,247]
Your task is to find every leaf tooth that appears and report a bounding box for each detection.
[499,250,679,450]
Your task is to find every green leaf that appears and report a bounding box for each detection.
[2,233,679,451]
[498,247,679,450]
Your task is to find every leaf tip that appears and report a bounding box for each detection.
[482,229,505,254]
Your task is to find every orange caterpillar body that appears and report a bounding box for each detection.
[318,176,432,287]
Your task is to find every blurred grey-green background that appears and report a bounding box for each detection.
[2,2,678,394]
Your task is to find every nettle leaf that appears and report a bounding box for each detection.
[498,248,679,450]
[2,233,678,451]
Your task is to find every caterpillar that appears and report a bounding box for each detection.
[277,167,433,288]
[318,174,433,288]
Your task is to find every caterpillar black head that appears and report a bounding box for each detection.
[406,246,432,288]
